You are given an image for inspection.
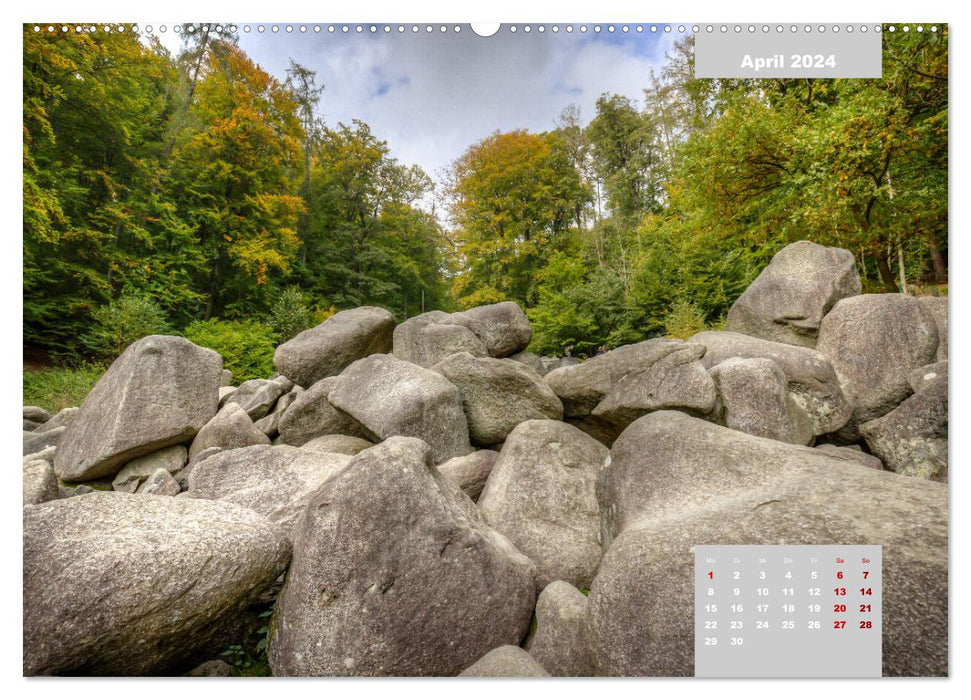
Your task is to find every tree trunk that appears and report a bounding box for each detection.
[929,238,947,283]
[897,239,908,294]
[874,250,899,292]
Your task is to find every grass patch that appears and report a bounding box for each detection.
[23,363,105,412]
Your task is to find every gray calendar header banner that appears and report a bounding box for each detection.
[695,28,882,79]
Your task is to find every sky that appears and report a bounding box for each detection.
[152,24,678,186]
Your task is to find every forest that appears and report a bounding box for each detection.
[23,24,948,389]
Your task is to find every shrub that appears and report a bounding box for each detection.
[267,287,318,343]
[663,300,709,340]
[82,295,171,359]
[183,319,277,383]
[23,363,106,412]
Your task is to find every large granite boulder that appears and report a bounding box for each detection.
[328,354,472,464]
[23,492,290,675]
[53,336,222,482]
[725,240,861,347]
[458,646,549,677]
[478,420,608,589]
[525,580,597,677]
[392,310,487,368]
[917,296,947,361]
[185,444,353,539]
[277,376,371,447]
[299,434,375,456]
[188,403,270,460]
[273,306,395,388]
[23,425,65,456]
[861,372,947,482]
[112,445,188,493]
[708,357,792,442]
[23,459,59,505]
[592,411,947,677]
[33,406,79,434]
[436,449,499,501]
[431,352,563,446]
[449,301,532,358]
[268,437,537,676]
[136,468,180,496]
[223,377,292,421]
[691,330,852,436]
[817,294,939,438]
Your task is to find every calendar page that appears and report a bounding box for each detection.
[20,5,949,684]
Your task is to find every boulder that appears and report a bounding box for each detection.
[546,338,707,419]
[136,468,181,496]
[187,659,236,677]
[217,386,236,407]
[589,343,715,435]
[525,580,597,677]
[918,296,947,361]
[267,437,537,677]
[690,330,852,436]
[478,420,608,589]
[725,241,861,347]
[814,443,884,470]
[861,373,947,482]
[909,360,947,394]
[23,493,290,675]
[24,445,57,465]
[53,336,222,482]
[33,406,79,433]
[223,378,286,421]
[817,294,939,438]
[431,352,563,446]
[509,351,548,376]
[436,449,500,501]
[708,357,791,442]
[277,377,370,447]
[392,310,487,368]
[24,425,65,456]
[186,444,353,539]
[300,434,375,456]
[24,419,42,432]
[219,369,233,387]
[24,406,51,423]
[188,403,270,461]
[450,301,532,358]
[328,354,472,464]
[23,459,59,505]
[253,387,302,438]
[273,306,395,388]
[591,411,946,677]
[458,646,549,677]
[112,445,188,493]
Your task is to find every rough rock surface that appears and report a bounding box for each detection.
[186,444,352,538]
[525,580,597,677]
[458,646,549,677]
[591,411,947,677]
[24,425,65,456]
[814,444,884,470]
[23,459,59,505]
[254,387,302,438]
[223,378,287,421]
[709,357,792,442]
[329,354,472,464]
[299,434,375,456]
[187,659,236,677]
[112,445,188,493]
[478,420,608,589]
[435,449,499,501]
[449,301,532,358]
[392,310,487,368]
[34,406,79,434]
[509,350,548,376]
[136,468,181,496]
[590,342,715,433]
[24,406,52,423]
[546,338,708,419]
[725,240,861,347]
[861,373,947,482]
[918,296,948,361]
[23,493,290,676]
[432,352,563,446]
[817,294,938,438]
[268,437,536,677]
[274,306,396,388]
[53,336,222,482]
[188,403,270,460]
[691,330,852,436]
[909,360,947,394]
[277,377,370,446]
